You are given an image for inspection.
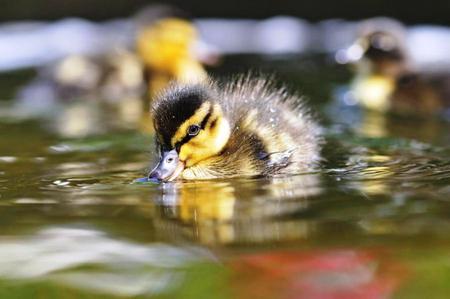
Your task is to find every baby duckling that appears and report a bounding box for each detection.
[18,5,214,106]
[348,30,450,116]
[148,76,322,181]
[136,17,210,98]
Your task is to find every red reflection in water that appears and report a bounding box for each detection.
[230,249,407,299]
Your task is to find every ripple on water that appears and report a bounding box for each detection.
[0,81,450,297]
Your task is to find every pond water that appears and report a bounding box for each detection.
[0,55,450,298]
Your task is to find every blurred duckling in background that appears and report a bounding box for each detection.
[53,51,144,102]
[344,28,450,117]
[15,5,218,136]
[18,4,217,106]
[17,51,144,105]
[136,17,213,99]
[16,51,146,137]
[148,75,322,181]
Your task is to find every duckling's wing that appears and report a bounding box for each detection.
[263,148,296,174]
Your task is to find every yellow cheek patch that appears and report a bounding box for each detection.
[179,105,231,167]
[171,101,211,146]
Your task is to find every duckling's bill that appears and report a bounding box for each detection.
[148,149,185,182]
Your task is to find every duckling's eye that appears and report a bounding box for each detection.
[187,125,201,136]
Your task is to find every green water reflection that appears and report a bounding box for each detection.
[0,55,449,298]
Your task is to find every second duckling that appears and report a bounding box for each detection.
[136,17,210,98]
[348,30,450,117]
[148,75,322,181]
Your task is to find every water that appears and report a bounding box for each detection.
[0,55,450,298]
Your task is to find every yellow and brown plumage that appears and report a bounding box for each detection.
[350,31,450,116]
[148,75,322,181]
[136,18,208,98]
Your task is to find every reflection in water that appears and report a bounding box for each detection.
[337,143,450,197]
[358,112,388,138]
[1,51,450,297]
[0,227,410,299]
[155,174,322,244]
[0,227,214,297]
[331,87,450,144]
[357,112,450,143]
[342,150,395,196]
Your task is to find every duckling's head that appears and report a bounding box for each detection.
[344,31,408,78]
[361,31,405,63]
[137,18,200,73]
[149,85,231,181]
[136,17,209,96]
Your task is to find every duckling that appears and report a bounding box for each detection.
[136,17,210,98]
[18,50,145,104]
[148,75,322,181]
[17,4,215,107]
[347,30,450,116]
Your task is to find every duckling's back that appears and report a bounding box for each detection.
[215,75,322,175]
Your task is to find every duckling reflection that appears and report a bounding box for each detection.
[330,93,450,142]
[346,154,394,196]
[340,19,450,117]
[154,174,322,245]
[355,110,446,141]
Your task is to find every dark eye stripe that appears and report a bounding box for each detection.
[175,124,199,151]
[175,134,192,152]
[209,118,218,130]
[200,106,213,130]
[174,105,213,152]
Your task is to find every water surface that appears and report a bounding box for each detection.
[0,55,450,298]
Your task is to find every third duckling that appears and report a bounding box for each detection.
[348,30,450,117]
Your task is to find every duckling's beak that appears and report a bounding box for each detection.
[148,149,185,182]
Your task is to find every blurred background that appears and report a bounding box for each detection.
[2,0,450,23]
[0,2,450,299]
